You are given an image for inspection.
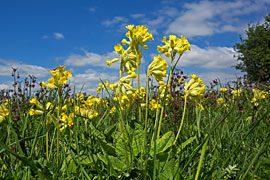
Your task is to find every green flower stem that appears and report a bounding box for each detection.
[195,135,209,180]
[152,107,161,180]
[46,131,49,161]
[144,71,150,148]
[137,62,142,123]
[157,54,175,139]
[151,107,160,146]
[174,95,187,145]
[56,87,62,168]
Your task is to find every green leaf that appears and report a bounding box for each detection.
[159,160,183,180]
[177,136,197,154]
[131,128,144,157]
[89,123,106,141]
[100,141,117,156]
[150,131,175,157]
[97,153,127,171]
[61,154,77,173]
[80,155,97,166]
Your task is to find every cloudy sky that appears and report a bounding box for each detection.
[0,0,269,94]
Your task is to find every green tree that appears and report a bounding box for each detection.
[234,14,270,82]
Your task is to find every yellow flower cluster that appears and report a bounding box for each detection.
[110,72,137,109]
[219,88,227,93]
[41,65,72,89]
[184,75,205,99]
[29,97,56,125]
[217,97,226,106]
[251,88,267,106]
[96,80,109,94]
[231,89,242,97]
[157,81,171,102]
[149,99,161,111]
[148,55,168,83]
[75,95,106,119]
[125,25,154,50]
[106,25,153,74]
[0,100,9,123]
[59,113,74,132]
[157,35,190,57]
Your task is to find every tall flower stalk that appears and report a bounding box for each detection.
[145,55,168,146]
[174,74,205,144]
[41,65,72,166]
[156,35,190,139]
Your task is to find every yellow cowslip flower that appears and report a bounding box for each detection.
[29,97,43,109]
[42,66,72,89]
[251,88,266,106]
[41,82,57,89]
[149,99,161,111]
[0,108,9,117]
[219,88,227,93]
[157,81,170,100]
[196,102,204,111]
[114,44,124,55]
[29,109,43,116]
[76,93,85,102]
[137,86,146,99]
[4,100,9,106]
[96,87,102,94]
[97,80,110,93]
[59,113,74,132]
[124,25,154,45]
[106,58,119,67]
[46,102,53,110]
[62,105,67,112]
[126,25,134,31]
[79,108,98,119]
[111,72,137,109]
[75,106,80,114]
[148,55,168,83]
[217,97,225,106]
[104,80,109,87]
[157,35,190,57]
[110,106,116,114]
[108,46,138,73]
[122,38,128,46]
[184,75,205,99]
[231,89,242,97]
[107,25,153,73]
[178,78,183,84]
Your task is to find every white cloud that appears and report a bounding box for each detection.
[0,82,13,90]
[180,45,237,69]
[53,32,64,39]
[166,0,270,37]
[198,71,244,85]
[151,44,237,69]
[0,59,50,78]
[130,13,145,19]
[69,69,119,94]
[64,50,120,69]
[101,16,128,27]
[42,35,49,39]
[156,7,179,17]
[89,7,96,13]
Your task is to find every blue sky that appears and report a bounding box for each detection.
[0,0,269,94]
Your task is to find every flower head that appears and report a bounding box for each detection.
[41,66,72,89]
[157,35,190,57]
[184,75,205,99]
[148,55,168,83]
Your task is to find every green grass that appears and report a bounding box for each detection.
[0,75,270,179]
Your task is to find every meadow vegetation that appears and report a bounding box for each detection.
[0,25,270,179]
